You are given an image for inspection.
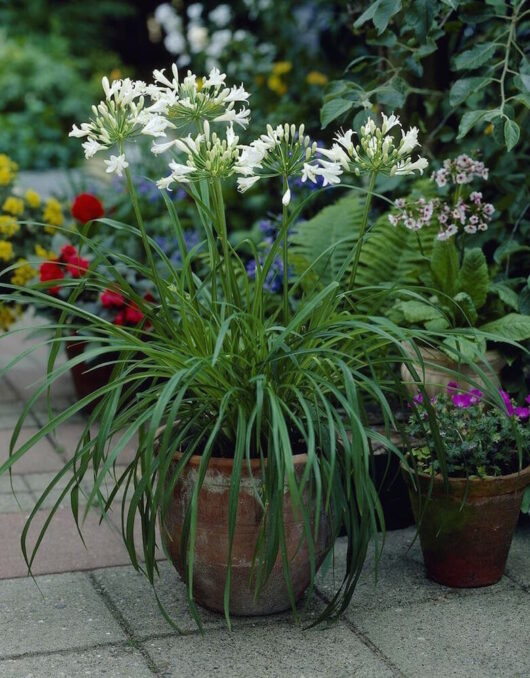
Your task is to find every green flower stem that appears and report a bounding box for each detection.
[348,170,377,290]
[211,177,237,308]
[282,176,289,324]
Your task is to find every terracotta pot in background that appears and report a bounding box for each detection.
[400,344,505,398]
[65,339,116,413]
[161,453,330,616]
[402,463,530,587]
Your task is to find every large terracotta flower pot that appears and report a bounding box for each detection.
[161,453,330,616]
[400,344,505,398]
[402,463,530,587]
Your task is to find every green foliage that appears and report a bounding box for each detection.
[457,248,489,311]
[430,240,459,299]
[480,313,530,342]
[406,391,530,478]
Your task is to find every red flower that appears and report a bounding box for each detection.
[125,303,144,325]
[101,289,125,308]
[40,261,64,295]
[60,244,78,262]
[66,255,90,278]
[113,310,125,326]
[71,193,105,224]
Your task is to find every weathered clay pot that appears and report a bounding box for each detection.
[400,344,505,398]
[65,339,115,413]
[161,453,330,615]
[403,463,530,587]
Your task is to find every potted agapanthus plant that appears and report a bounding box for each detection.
[3,64,433,628]
[388,155,530,395]
[404,384,530,587]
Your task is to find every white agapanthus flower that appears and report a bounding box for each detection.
[209,4,231,27]
[235,123,332,204]
[319,113,428,177]
[147,65,251,132]
[104,154,129,176]
[155,121,240,189]
[69,77,152,160]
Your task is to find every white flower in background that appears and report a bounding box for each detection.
[188,24,209,53]
[154,3,176,25]
[235,123,328,204]
[104,154,129,176]
[69,77,148,160]
[209,4,232,27]
[319,113,427,177]
[164,31,186,55]
[147,65,251,131]
[156,121,240,189]
[187,3,203,20]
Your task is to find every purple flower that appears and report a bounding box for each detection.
[515,406,530,421]
[469,388,483,404]
[499,389,515,416]
[413,393,423,405]
[447,381,459,394]
[525,395,530,405]
[452,393,473,408]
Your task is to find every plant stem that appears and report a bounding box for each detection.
[282,176,289,324]
[348,170,376,290]
[211,177,235,307]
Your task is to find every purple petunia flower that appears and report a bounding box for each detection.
[452,393,473,408]
[413,393,423,405]
[447,381,459,394]
[468,388,483,404]
[499,389,515,416]
[515,406,530,421]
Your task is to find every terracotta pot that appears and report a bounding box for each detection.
[161,453,330,616]
[402,463,530,587]
[65,339,116,413]
[400,344,505,398]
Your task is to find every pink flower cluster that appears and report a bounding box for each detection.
[432,154,489,187]
[499,390,530,421]
[447,382,483,408]
[389,194,494,240]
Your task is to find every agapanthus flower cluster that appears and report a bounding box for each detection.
[235,123,340,205]
[147,65,250,130]
[69,77,157,172]
[432,154,489,187]
[319,114,428,178]
[155,121,240,189]
[390,193,494,240]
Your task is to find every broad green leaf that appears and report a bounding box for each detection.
[456,248,489,311]
[454,43,496,71]
[398,300,446,324]
[449,77,490,107]
[320,98,352,129]
[457,109,498,139]
[489,282,520,311]
[443,334,486,361]
[430,239,459,298]
[504,119,520,151]
[522,488,530,514]
[493,240,530,264]
[519,286,530,315]
[354,0,402,35]
[452,292,478,326]
[480,313,530,342]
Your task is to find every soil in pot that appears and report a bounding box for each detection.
[403,464,530,587]
[400,344,505,399]
[161,453,330,616]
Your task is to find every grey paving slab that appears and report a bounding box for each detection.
[0,645,155,678]
[0,474,27,493]
[317,529,512,620]
[0,491,36,513]
[143,621,394,678]
[0,572,126,658]
[0,426,66,474]
[0,378,18,403]
[54,422,140,465]
[355,586,530,678]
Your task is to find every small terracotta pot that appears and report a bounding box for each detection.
[65,339,115,413]
[402,463,530,587]
[400,344,505,398]
[161,453,330,616]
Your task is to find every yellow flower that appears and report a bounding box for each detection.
[25,189,41,208]
[0,240,14,261]
[306,70,328,86]
[35,244,57,260]
[197,77,204,91]
[0,303,20,331]
[43,197,64,232]
[11,258,36,287]
[267,74,288,96]
[0,154,18,186]
[2,196,24,216]
[484,123,494,136]
[272,61,292,75]
[110,68,122,81]
[0,215,19,237]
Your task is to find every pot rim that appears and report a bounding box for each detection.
[173,451,309,472]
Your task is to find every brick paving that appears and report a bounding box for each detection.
[1,322,529,677]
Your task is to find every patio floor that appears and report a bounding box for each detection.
[1,324,529,677]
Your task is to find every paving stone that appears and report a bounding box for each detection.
[506,519,530,590]
[0,571,126,658]
[0,426,65,474]
[0,474,27,493]
[0,491,36,513]
[143,621,393,678]
[0,645,155,678]
[54,422,139,465]
[354,586,530,678]
[0,378,18,403]
[0,505,132,579]
[91,561,227,636]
